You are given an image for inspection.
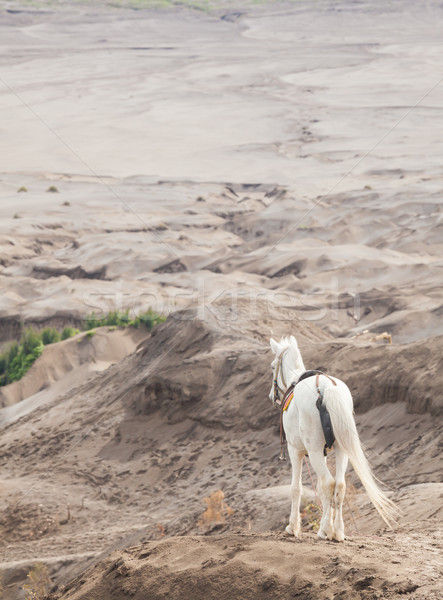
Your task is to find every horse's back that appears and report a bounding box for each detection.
[283,374,353,449]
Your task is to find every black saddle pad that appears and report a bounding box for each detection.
[297,370,324,383]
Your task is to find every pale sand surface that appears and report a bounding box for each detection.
[0,1,442,599]
[1,0,443,190]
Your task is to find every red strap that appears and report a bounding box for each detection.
[315,373,337,390]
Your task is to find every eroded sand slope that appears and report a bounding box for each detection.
[0,1,442,599]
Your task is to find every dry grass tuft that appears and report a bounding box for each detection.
[371,331,392,344]
[199,490,234,527]
[23,563,51,600]
[301,502,321,532]
[155,523,166,538]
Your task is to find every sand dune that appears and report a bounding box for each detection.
[0,0,442,598]
[0,302,441,598]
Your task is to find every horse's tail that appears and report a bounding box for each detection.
[324,386,400,528]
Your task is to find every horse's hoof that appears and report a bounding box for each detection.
[334,531,345,542]
[317,530,327,540]
[285,524,301,537]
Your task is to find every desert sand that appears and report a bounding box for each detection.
[0,0,442,598]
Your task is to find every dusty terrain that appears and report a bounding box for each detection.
[0,0,442,599]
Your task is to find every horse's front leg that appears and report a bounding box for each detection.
[285,444,304,537]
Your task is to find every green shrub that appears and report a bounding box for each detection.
[82,309,165,331]
[84,312,101,330]
[41,327,61,345]
[0,331,44,385]
[21,329,42,354]
[61,327,80,340]
[7,341,19,364]
[105,310,123,327]
[83,309,134,330]
[136,309,166,330]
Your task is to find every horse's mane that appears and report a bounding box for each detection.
[278,336,293,349]
[280,335,305,371]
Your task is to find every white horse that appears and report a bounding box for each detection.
[269,335,399,541]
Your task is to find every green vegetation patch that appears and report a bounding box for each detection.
[61,326,80,340]
[0,328,49,386]
[0,310,164,387]
[83,308,165,331]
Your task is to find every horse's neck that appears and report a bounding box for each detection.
[284,346,306,384]
[284,366,305,386]
[289,344,305,371]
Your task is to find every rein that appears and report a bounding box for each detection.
[273,350,287,405]
[272,350,291,460]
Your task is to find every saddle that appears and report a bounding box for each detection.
[279,370,336,458]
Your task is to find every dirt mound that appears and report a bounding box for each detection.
[49,527,441,600]
[302,335,443,416]
[101,299,329,432]
[0,300,441,599]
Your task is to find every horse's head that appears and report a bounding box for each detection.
[269,337,288,404]
[269,336,304,404]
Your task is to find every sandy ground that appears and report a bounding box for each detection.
[0,305,442,599]
[0,0,442,598]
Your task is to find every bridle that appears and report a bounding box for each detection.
[273,349,288,405]
[272,349,291,460]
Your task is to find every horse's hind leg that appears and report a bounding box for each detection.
[285,444,304,537]
[333,445,348,541]
[308,449,335,540]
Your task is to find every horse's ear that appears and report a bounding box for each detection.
[290,335,298,346]
[270,338,280,355]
